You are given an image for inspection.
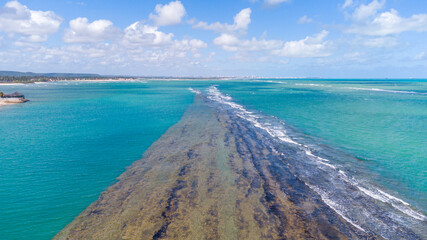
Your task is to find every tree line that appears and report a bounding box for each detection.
[0,76,134,83]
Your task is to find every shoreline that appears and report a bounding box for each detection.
[0,78,137,85]
[1,78,426,86]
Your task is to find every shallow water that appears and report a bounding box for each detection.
[0,81,195,239]
[203,86,426,238]
[0,79,426,239]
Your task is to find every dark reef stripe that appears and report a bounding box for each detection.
[54,94,423,240]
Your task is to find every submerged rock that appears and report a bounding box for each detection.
[0,91,28,105]
[54,95,422,240]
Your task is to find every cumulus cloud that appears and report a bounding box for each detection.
[122,21,174,47]
[198,8,281,53]
[213,34,241,51]
[0,34,208,72]
[0,0,62,42]
[347,9,427,36]
[213,30,331,59]
[342,0,353,9]
[193,8,251,33]
[352,0,385,22]
[213,33,282,52]
[149,1,186,26]
[361,37,398,48]
[63,17,121,43]
[120,21,207,63]
[186,39,208,49]
[196,7,330,59]
[273,30,331,58]
[264,0,290,6]
[298,15,313,24]
[414,52,425,60]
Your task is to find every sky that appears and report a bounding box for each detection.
[0,0,426,78]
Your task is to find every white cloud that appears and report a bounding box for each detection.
[149,1,186,26]
[415,52,425,60]
[274,30,331,58]
[0,1,62,42]
[347,9,427,36]
[362,37,397,48]
[213,34,240,49]
[196,6,330,60]
[343,51,366,63]
[120,21,207,63]
[63,17,121,43]
[122,21,174,47]
[213,30,331,59]
[63,43,111,58]
[213,34,283,52]
[187,39,208,49]
[170,39,208,58]
[298,15,312,24]
[352,0,385,22]
[0,33,208,72]
[193,8,251,33]
[342,0,353,9]
[170,39,207,52]
[264,0,290,6]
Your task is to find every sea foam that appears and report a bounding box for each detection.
[192,86,427,236]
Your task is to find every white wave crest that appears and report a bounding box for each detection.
[188,87,201,94]
[207,86,301,146]
[295,83,327,87]
[205,85,426,224]
[307,184,366,232]
[358,186,426,221]
[346,87,427,95]
[253,80,288,84]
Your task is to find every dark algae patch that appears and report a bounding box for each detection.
[54,95,423,240]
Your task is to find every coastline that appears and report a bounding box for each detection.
[0,78,137,85]
[0,78,229,85]
[54,93,423,239]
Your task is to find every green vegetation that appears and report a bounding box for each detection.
[0,76,50,83]
[0,71,136,83]
[0,76,136,83]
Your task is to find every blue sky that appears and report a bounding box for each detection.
[0,0,426,77]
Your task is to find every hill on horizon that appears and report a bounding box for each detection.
[0,71,102,78]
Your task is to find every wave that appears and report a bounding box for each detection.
[294,83,327,87]
[188,87,201,94]
[252,80,288,84]
[194,86,426,238]
[290,82,427,95]
[346,87,427,95]
[307,183,366,232]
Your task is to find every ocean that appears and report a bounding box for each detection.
[0,79,426,239]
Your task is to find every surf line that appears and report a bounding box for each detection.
[191,86,426,226]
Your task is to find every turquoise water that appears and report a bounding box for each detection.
[0,81,195,239]
[218,79,426,212]
[0,79,426,239]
